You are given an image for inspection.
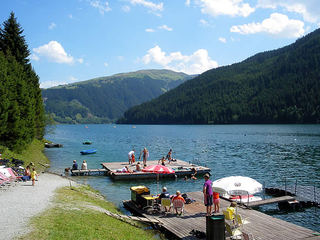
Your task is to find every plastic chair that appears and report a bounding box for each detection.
[225,222,242,239]
[172,198,184,216]
[223,209,234,220]
[235,214,250,229]
[161,198,172,213]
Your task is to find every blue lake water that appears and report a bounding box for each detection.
[45,124,320,232]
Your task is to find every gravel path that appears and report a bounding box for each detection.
[0,173,71,240]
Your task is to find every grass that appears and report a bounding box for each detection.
[18,185,159,240]
[0,139,49,172]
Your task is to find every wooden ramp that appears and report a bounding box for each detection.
[101,159,210,180]
[244,196,296,208]
[124,191,319,240]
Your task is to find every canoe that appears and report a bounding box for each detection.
[80,149,97,155]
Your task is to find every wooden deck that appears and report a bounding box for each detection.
[244,195,296,208]
[101,159,210,180]
[71,168,108,176]
[124,191,319,240]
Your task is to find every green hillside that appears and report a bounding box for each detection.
[42,69,193,123]
[119,29,320,124]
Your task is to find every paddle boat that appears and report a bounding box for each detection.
[212,176,263,203]
[80,149,97,155]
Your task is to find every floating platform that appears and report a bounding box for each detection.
[71,169,108,176]
[101,159,210,180]
[123,191,319,240]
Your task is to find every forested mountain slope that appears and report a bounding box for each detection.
[42,70,193,123]
[119,28,320,124]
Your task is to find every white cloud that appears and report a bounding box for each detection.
[185,0,191,7]
[33,41,75,64]
[30,54,40,61]
[219,37,227,43]
[104,62,108,67]
[129,0,163,13]
[40,76,79,88]
[197,0,255,17]
[48,22,56,30]
[142,45,218,74]
[122,5,131,12]
[90,0,111,14]
[230,13,305,38]
[257,0,320,23]
[145,28,155,32]
[77,58,84,64]
[68,14,73,19]
[158,25,173,31]
[199,19,209,26]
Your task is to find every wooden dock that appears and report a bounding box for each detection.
[244,196,296,208]
[101,159,210,180]
[123,191,319,240]
[265,186,320,208]
[71,168,108,176]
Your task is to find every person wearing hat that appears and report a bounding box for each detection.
[158,187,170,212]
[203,173,213,216]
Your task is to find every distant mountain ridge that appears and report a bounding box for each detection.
[119,28,320,124]
[42,69,193,123]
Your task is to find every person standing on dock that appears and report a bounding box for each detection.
[139,147,149,167]
[203,173,213,216]
[128,149,135,165]
[166,149,173,163]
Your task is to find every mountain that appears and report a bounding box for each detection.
[42,69,193,123]
[118,29,320,124]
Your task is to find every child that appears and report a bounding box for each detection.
[213,191,220,213]
[31,168,38,186]
[131,153,135,164]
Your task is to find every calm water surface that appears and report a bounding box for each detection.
[45,124,320,232]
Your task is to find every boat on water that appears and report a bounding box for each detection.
[80,149,97,155]
[212,176,263,203]
[82,140,92,145]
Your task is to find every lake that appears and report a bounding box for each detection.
[45,124,320,232]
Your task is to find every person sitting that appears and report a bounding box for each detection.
[158,156,166,166]
[158,187,171,212]
[122,166,133,173]
[72,160,78,170]
[172,191,186,215]
[81,160,87,170]
[135,162,142,172]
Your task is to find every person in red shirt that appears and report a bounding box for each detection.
[172,191,186,215]
[213,191,220,213]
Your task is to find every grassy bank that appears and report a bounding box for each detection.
[0,139,49,172]
[19,184,158,240]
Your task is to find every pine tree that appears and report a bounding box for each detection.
[0,12,30,65]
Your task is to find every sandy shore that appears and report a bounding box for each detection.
[0,173,71,240]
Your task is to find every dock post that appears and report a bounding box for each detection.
[263,181,266,200]
[294,179,297,195]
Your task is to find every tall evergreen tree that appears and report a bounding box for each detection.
[0,12,30,65]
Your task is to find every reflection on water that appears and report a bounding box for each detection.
[45,124,320,232]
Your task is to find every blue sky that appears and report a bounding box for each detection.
[1,0,319,88]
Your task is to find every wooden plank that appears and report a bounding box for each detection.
[244,196,296,207]
[123,191,319,240]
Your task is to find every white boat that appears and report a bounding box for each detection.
[212,176,263,203]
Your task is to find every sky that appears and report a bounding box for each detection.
[1,0,320,89]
